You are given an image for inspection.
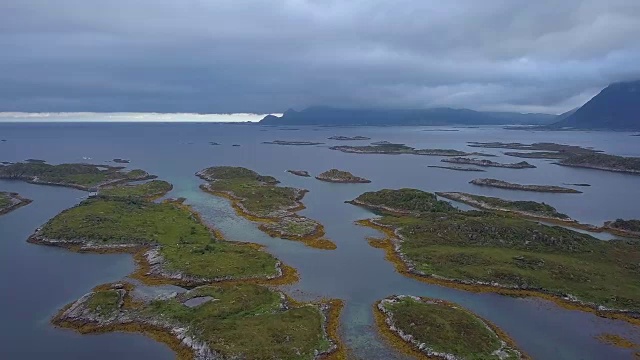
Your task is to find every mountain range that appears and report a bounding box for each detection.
[260,80,640,130]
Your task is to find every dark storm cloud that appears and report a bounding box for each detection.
[1,0,639,114]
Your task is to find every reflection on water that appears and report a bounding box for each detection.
[1,123,639,359]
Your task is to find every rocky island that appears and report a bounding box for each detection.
[327,135,371,140]
[0,161,155,191]
[330,142,488,156]
[0,191,32,215]
[470,178,582,193]
[263,140,324,146]
[375,295,525,359]
[441,157,536,169]
[427,165,486,172]
[467,141,640,175]
[350,188,640,319]
[53,281,343,360]
[29,179,293,286]
[197,166,335,249]
[316,169,371,183]
[287,169,311,177]
[112,158,130,164]
[604,219,640,238]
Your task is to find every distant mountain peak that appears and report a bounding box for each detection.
[552,80,640,130]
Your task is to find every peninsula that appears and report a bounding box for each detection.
[375,295,525,359]
[604,219,640,238]
[287,170,311,177]
[351,188,640,317]
[0,161,155,191]
[54,282,343,360]
[197,166,335,249]
[470,178,582,193]
[316,169,371,183]
[0,191,32,215]
[441,157,536,169]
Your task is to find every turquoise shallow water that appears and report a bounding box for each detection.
[1,123,639,359]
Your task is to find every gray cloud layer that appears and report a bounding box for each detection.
[1,0,639,114]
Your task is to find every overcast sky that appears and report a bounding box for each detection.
[1,0,639,114]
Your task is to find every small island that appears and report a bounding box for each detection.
[604,219,640,238]
[29,179,291,286]
[330,142,487,156]
[470,178,582,193]
[0,191,32,215]
[0,161,155,191]
[441,157,536,169]
[427,165,486,172]
[53,282,343,360]
[98,180,173,200]
[209,142,220,145]
[315,169,371,183]
[197,166,335,249]
[375,295,525,359]
[350,188,640,317]
[327,135,371,140]
[556,153,640,175]
[112,158,130,164]
[287,169,311,177]
[263,140,324,146]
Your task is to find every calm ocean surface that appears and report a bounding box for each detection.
[1,122,639,359]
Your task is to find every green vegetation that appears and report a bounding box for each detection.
[57,283,336,360]
[379,296,521,359]
[470,178,581,193]
[145,284,331,358]
[38,195,279,280]
[438,192,570,219]
[99,180,173,199]
[0,191,32,215]
[607,219,640,233]
[86,290,121,316]
[0,192,11,209]
[355,188,640,311]
[558,153,640,174]
[198,166,278,185]
[0,162,153,189]
[316,169,371,183]
[351,188,456,214]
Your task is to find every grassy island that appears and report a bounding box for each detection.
[557,153,640,174]
[352,188,640,317]
[330,142,485,156]
[30,181,289,286]
[0,161,155,190]
[287,169,311,177]
[0,191,32,215]
[375,295,525,359]
[197,166,336,249]
[441,157,535,169]
[427,165,486,172]
[54,282,344,360]
[470,178,582,193]
[316,169,371,183]
[98,180,173,200]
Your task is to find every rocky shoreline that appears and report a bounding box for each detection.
[315,169,371,183]
[427,165,486,172]
[441,157,536,169]
[53,282,344,360]
[375,295,526,360]
[0,192,32,215]
[356,218,640,324]
[555,162,640,175]
[470,178,582,193]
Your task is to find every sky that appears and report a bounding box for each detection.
[1,0,639,115]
